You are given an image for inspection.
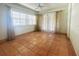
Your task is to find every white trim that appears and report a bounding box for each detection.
[39,7,67,14]
[6,3,37,14]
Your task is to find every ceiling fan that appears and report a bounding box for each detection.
[35,3,46,10]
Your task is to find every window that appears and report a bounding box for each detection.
[28,15,36,25]
[11,10,36,26]
[25,14,36,25]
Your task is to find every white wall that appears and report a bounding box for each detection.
[15,25,35,35]
[0,4,36,40]
[68,3,79,55]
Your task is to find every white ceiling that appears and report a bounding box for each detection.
[20,3,68,12]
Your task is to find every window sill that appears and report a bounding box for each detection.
[14,25,36,27]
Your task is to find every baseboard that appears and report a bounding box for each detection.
[67,36,77,56]
[71,40,78,56]
[55,32,67,35]
[70,39,78,56]
[15,31,35,37]
[0,31,35,43]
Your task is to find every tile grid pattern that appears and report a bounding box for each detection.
[0,32,76,56]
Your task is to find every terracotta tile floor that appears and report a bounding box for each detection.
[0,32,76,56]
